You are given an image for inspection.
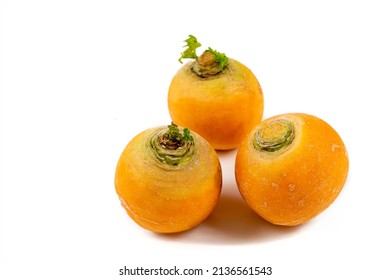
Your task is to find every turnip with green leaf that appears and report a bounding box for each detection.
[168,35,264,150]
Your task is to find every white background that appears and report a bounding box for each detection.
[1,0,390,279]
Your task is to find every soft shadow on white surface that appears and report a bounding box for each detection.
[152,149,307,244]
[154,188,306,245]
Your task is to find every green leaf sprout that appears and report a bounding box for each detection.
[178,35,229,73]
[178,35,202,63]
[206,47,229,71]
[166,122,181,141]
[165,122,194,145]
[181,128,194,143]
